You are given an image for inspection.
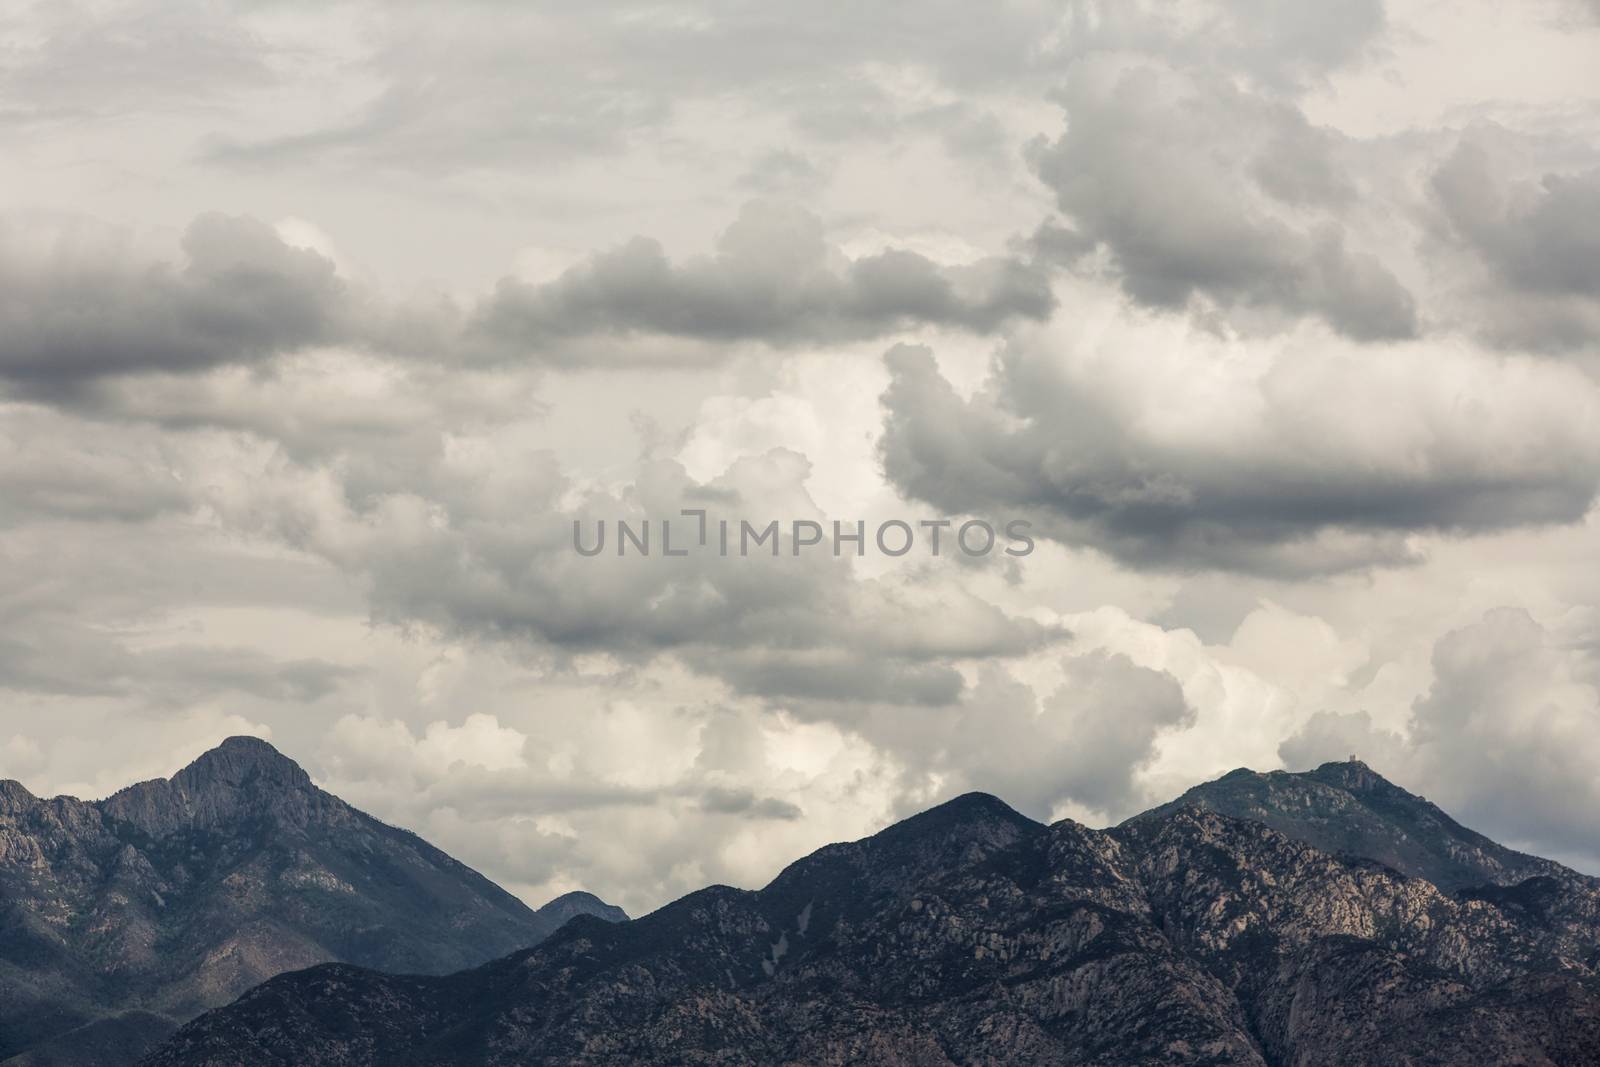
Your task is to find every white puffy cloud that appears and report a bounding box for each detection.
[1405,608,1600,866]
[329,713,529,778]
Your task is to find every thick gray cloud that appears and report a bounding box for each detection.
[0,214,347,394]
[1435,148,1600,298]
[1431,127,1600,349]
[1032,63,1416,341]
[469,201,1053,359]
[0,203,1047,398]
[879,337,1600,574]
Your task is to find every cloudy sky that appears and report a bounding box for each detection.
[3,0,1600,916]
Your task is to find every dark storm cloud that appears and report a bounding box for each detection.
[1031,64,1416,342]
[878,340,1600,575]
[468,202,1053,359]
[0,214,347,394]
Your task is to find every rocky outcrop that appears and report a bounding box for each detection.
[0,737,623,1067]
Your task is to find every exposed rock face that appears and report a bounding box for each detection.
[0,737,623,1067]
[140,773,1600,1067]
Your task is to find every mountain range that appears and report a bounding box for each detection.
[0,737,624,1067]
[138,758,1600,1066]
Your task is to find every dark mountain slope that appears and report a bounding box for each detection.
[0,737,622,1066]
[141,775,1600,1067]
[1127,758,1567,891]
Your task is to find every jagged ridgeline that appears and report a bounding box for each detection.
[0,738,625,1067]
[140,759,1600,1067]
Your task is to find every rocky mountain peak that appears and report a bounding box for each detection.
[758,790,1044,923]
[171,735,314,795]
[881,790,1041,840]
[1305,757,1389,793]
[1129,759,1569,892]
[0,776,37,814]
[98,735,329,837]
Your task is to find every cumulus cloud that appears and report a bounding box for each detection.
[0,202,1047,399]
[468,201,1053,360]
[0,214,348,394]
[308,695,903,913]
[1430,125,1600,349]
[1279,607,1600,871]
[1277,709,1404,770]
[879,322,1600,573]
[1405,607,1600,865]
[328,713,529,778]
[1032,61,1415,341]
[865,652,1194,821]
[196,431,1061,705]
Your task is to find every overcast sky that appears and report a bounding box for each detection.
[3,0,1600,916]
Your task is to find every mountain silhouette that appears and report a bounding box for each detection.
[0,737,623,1067]
[140,763,1600,1066]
